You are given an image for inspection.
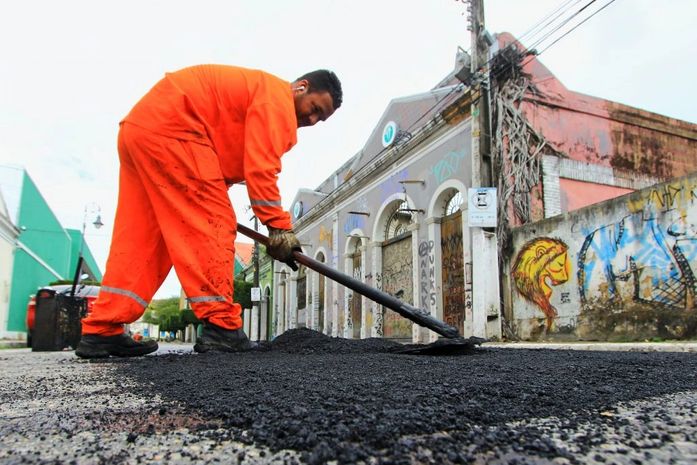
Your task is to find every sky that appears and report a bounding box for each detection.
[0,0,695,298]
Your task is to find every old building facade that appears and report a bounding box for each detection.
[267,33,697,342]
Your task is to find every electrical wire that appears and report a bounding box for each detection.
[517,0,584,44]
[527,0,599,51]
[534,0,618,56]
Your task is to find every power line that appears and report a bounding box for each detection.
[535,0,618,56]
[527,0,599,51]
[517,0,584,44]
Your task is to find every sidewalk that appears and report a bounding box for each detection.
[0,340,27,349]
[485,340,697,352]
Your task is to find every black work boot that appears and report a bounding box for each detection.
[193,323,253,353]
[75,333,159,359]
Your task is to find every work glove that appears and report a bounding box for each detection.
[267,227,302,271]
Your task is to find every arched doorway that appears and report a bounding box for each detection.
[440,190,466,332]
[381,200,414,341]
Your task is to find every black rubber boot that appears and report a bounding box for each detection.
[75,333,159,359]
[193,324,253,353]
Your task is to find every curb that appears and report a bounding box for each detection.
[484,342,697,353]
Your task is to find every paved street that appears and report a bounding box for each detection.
[1,333,697,464]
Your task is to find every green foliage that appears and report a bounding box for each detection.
[139,282,253,332]
[147,297,186,332]
[234,280,254,310]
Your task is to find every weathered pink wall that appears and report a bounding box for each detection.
[496,32,697,225]
[559,179,632,212]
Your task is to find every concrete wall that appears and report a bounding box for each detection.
[0,191,19,339]
[507,172,697,341]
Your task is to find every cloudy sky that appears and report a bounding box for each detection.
[1,0,694,298]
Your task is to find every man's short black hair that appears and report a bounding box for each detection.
[296,69,343,110]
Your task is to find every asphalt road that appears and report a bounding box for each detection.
[1,329,697,465]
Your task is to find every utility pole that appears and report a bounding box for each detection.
[466,0,500,339]
[252,215,260,341]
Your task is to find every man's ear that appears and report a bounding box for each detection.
[294,79,309,93]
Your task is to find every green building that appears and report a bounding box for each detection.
[0,165,102,338]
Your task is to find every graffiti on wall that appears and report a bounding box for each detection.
[343,215,366,235]
[382,236,414,339]
[578,212,697,311]
[373,272,384,337]
[418,240,437,309]
[319,225,332,244]
[431,150,465,184]
[512,237,571,328]
[441,211,466,331]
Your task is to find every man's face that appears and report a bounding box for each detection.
[294,84,335,128]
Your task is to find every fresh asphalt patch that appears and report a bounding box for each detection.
[106,329,697,464]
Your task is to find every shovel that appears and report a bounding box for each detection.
[237,224,461,340]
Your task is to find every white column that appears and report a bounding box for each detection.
[289,276,298,329]
[360,242,369,339]
[425,216,443,342]
[462,208,474,337]
[408,222,423,343]
[343,252,353,338]
[331,214,340,337]
[310,269,320,330]
[369,241,383,337]
[250,304,259,341]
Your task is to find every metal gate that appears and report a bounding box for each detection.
[441,210,465,332]
[381,234,414,340]
[350,250,362,339]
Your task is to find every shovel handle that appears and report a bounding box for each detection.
[237,224,461,339]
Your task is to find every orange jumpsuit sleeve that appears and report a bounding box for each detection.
[243,101,296,230]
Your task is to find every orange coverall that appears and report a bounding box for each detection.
[81,65,296,336]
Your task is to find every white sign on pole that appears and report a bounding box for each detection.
[468,187,497,227]
[251,287,261,302]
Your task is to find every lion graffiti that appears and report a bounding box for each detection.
[512,237,571,329]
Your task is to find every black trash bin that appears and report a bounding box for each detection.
[32,288,87,352]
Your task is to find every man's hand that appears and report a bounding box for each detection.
[267,227,301,271]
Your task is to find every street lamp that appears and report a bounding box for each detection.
[71,204,104,297]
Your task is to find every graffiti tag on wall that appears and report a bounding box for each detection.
[578,212,697,311]
[418,240,436,309]
[319,225,332,244]
[512,237,571,329]
[431,150,465,184]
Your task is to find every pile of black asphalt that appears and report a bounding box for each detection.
[111,328,697,464]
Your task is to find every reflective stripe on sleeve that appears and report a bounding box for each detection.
[187,295,227,303]
[250,199,282,207]
[101,286,148,308]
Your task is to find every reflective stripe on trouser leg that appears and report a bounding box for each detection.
[82,125,173,336]
[122,124,242,330]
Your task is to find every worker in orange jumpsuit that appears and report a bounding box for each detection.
[75,65,342,359]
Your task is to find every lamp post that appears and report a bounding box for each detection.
[70,204,104,297]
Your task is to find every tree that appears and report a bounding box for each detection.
[234,279,254,310]
[146,297,184,332]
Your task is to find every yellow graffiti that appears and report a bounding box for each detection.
[512,237,570,329]
[319,225,333,244]
[627,179,696,215]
